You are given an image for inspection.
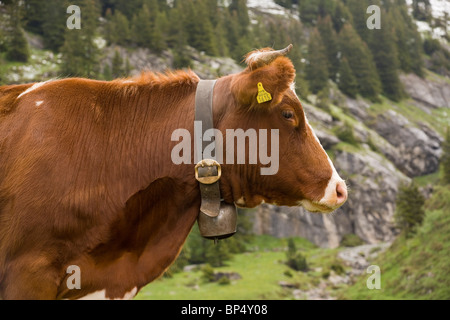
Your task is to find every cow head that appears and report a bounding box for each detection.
[217,45,347,213]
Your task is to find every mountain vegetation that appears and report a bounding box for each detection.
[1,0,448,100]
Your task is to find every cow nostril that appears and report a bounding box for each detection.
[335,182,348,205]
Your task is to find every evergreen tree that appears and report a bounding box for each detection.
[337,57,358,98]
[168,6,191,69]
[332,1,353,32]
[114,0,144,21]
[305,29,329,94]
[317,15,339,81]
[60,0,100,78]
[390,4,424,77]
[412,0,432,22]
[368,10,404,101]
[131,4,153,48]
[205,240,232,267]
[441,128,450,185]
[347,0,370,43]
[22,0,44,34]
[338,23,381,101]
[394,182,425,237]
[5,1,29,62]
[299,0,319,25]
[111,49,124,78]
[41,0,68,51]
[106,10,130,46]
[214,10,230,57]
[189,0,217,56]
[229,0,250,34]
[151,10,168,53]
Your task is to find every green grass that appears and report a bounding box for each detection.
[337,186,450,300]
[135,236,343,300]
[367,95,449,136]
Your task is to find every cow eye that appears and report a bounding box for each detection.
[282,110,294,120]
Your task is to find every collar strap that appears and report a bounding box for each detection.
[194,80,221,218]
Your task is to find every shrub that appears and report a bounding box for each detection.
[285,238,308,272]
[394,182,425,237]
[334,122,359,146]
[201,264,215,283]
[340,234,364,247]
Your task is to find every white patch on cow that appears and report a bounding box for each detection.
[35,100,44,107]
[290,81,296,93]
[17,80,53,99]
[245,50,265,68]
[235,197,246,207]
[122,80,135,84]
[78,290,108,300]
[318,163,344,205]
[77,287,138,300]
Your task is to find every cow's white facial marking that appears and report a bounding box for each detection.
[289,84,347,213]
[35,100,44,107]
[77,287,138,300]
[17,80,53,99]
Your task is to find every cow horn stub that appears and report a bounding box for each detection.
[245,44,293,70]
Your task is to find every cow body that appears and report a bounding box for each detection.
[0,47,347,299]
[0,73,204,299]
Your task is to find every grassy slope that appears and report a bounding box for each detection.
[135,236,344,300]
[337,186,450,300]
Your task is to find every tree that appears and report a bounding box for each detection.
[41,0,68,51]
[332,1,353,32]
[394,183,425,237]
[60,0,100,78]
[337,57,358,98]
[299,0,319,25]
[305,29,329,94]
[5,1,29,62]
[317,15,339,81]
[111,49,124,79]
[106,10,130,46]
[441,128,450,185]
[389,5,424,77]
[338,23,381,101]
[368,10,404,101]
[131,4,153,48]
[412,0,432,22]
[151,10,168,53]
[347,0,370,43]
[229,0,250,34]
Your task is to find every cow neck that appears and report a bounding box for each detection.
[194,80,222,218]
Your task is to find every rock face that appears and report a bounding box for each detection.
[371,110,442,176]
[400,73,450,109]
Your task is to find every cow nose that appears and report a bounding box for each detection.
[335,181,348,206]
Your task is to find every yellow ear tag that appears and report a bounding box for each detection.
[256,82,272,104]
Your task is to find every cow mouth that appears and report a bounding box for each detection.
[299,199,336,214]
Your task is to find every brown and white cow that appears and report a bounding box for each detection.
[0,46,346,299]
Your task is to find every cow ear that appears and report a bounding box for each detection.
[231,46,296,109]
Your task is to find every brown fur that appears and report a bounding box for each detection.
[0,50,335,299]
